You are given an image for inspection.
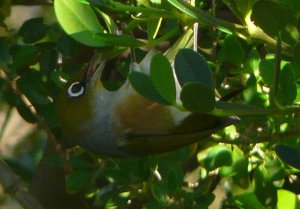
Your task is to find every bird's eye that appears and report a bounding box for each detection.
[67,82,85,98]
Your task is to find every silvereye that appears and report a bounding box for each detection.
[56,50,237,156]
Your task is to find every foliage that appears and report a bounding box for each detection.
[0,0,300,209]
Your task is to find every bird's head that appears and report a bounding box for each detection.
[56,53,112,150]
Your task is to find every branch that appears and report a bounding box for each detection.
[0,159,45,209]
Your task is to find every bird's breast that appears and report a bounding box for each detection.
[115,92,179,136]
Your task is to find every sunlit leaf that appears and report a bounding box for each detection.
[54,0,143,47]
[54,0,103,39]
[277,190,299,209]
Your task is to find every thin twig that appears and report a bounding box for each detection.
[0,106,12,141]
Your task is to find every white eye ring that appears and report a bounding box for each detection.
[67,82,85,98]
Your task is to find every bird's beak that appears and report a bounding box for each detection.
[85,51,106,85]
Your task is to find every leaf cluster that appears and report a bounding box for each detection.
[0,0,300,209]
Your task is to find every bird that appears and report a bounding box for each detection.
[56,49,238,157]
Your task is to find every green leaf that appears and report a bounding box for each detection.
[66,170,93,193]
[75,0,90,4]
[165,29,193,61]
[199,195,215,208]
[3,88,36,123]
[54,0,103,46]
[265,156,285,181]
[54,0,143,47]
[167,169,180,194]
[221,147,249,189]
[277,190,300,209]
[277,63,297,105]
[128,71,168,104]
[102,34,143,47]
[17,73,50,106]
[259,59,274,86]
[231,0,256,17]
[275,0,300,19]
[10,45,40,70]
[151,184,168,205]
[54,0,103,33]
[97,9,118,34]
[293,42,300,68]
[197,145,232,171]
[50,70,70,88]
[252,0,299,46]
[175,49,213,88]
[18,17,49,43]
[150,53,176,105]
[41,104,59,129]
[253,166,277,208]
[218,34,244,66]
[244,48,260,74]
[180,82,215,113]
[57,34,81,57]
[39,48,58,74]
[275,145,300,169]
[231,193,267,209]
[70,32,143,47]
[14,98,37,123]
